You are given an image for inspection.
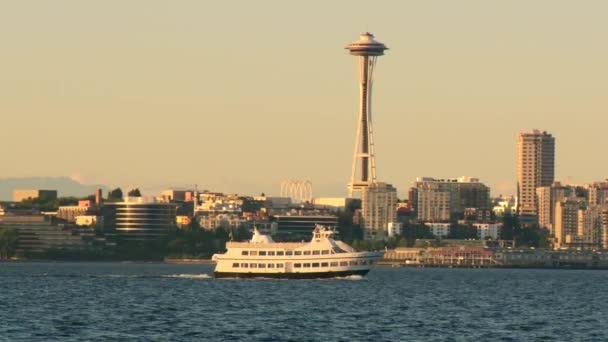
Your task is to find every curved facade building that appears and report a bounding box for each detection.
[104,198,177,241]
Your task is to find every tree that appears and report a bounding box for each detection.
[107,188,123,201]
[0,227,18,259]
[128,188,142,197]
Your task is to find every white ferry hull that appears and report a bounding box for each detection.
[214,269,370,279]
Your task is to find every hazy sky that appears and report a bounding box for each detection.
[2,1,607,198]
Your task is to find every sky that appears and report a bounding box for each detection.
[1,0,607,198]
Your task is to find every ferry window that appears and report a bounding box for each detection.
[321,262,328,267]
[259,251,267,256]
[294,251,302,256]
[268,251,275,256]
[250,251,258,256]
[241,251,249,256]
[311,263,320,267]
[349,261,357,266]
[303,251,311,255]
[258,264,266,268]
[312,250,320,255]
[340,261,348,266]
[277,264,284,268]
[315,234,320,239]
[241,263,248,268]
[303,263,311,268]
[286,251,293,256]
[268,263,274,268]
[233,263,240,268]
[321,250,330,255]
[294,263,302,268]
[277,251,284,256]
[330,262,338,267]
[250,263,257,268]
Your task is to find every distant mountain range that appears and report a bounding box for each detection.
[0,177,110,201]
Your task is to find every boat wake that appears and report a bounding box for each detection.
[161,274,212,279]
[330,275,364,281]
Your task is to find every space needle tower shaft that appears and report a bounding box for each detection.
[346,32,388,197]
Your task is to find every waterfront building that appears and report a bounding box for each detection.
[517,130,555,221]
[361,182,397,240]
[13,189,58,202]
[425,223,451,239]
[103,196,177,241]
[0,215,95,255]
[415,177,490,222]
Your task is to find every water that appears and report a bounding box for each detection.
[1,262,607,341]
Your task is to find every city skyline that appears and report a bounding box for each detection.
[2,1,608,198]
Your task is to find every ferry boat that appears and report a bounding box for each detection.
[212,225,384,279]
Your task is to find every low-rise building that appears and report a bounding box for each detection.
[13,189,58,202]
[473,223,502,240]
[425,223,451,238]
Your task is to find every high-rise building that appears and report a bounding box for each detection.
[517,130,555,221]
[361,182,397,240]
[536,182,575,232]
[554,198,585,249]
[588,182,608,206]
[345,32,388,197]
[414,177,490,222]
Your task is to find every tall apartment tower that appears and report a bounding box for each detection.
[517,130,555,221]
[361,182,397,241]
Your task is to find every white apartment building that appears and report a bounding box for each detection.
[361,182,397,241]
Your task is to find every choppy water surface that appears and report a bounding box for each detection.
[1,262,608,341]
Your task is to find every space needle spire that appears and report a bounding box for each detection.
[346,32,388,197]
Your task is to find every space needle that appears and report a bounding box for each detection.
[346,32,388,197]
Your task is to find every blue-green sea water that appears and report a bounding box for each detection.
[1,262,607,341]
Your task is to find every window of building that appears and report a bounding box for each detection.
[241,251,249,256]
[250,263,257,268]
[303,263,311,268]
[321,262,328,267]
[267,263,275,268]
[259,251,267,256]
[330,262,338,267]
[268,251,275,256]
[276,263,284,268]
[303,251,311,255]
[241,263,248,268]
[250,251,258,256]
[294,263,302,268]
[340,261,348,266]
[277,251,284,256]
[312,250,320,255]
[232,263,240,268]
[258,264,266,268]
[321,250,330,255]
[311,263,320,268]
[294,251,302,256]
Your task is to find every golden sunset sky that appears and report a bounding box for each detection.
[1,0,607,197]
